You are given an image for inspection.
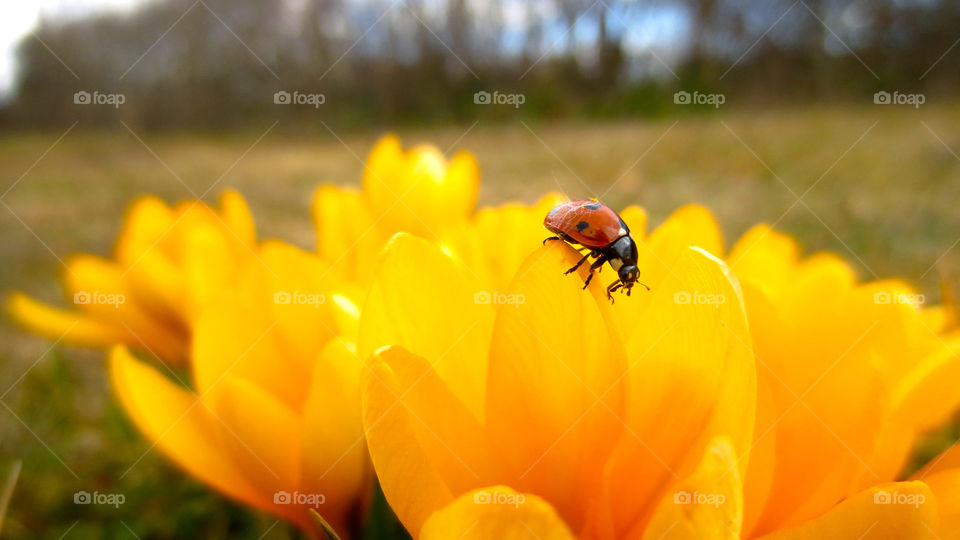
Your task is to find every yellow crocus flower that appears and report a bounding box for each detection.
[7,190,257,364]
[359,231,756,538]
[653,206,960,537]
[108,241,368,536]
[311,134,480,283]
[358,201,960,539]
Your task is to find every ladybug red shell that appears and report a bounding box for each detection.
[543,199,648,301]
[543,200,630,247]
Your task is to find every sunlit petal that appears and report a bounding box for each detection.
[420,487,576,540]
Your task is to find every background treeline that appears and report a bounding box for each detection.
[4,0,959,131]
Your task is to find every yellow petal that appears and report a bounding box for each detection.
[121,247,189,326]
[728,224,799,296]
[640,437,743,540]
[358,233,493,421]
[330,292,363,341]
[849,280,931,381]
[191,291,310,411]
[856,416,917,495]
[311,184,383,283]
[645,204,723,265]
[181,221,235,316]
[618,205,648,241]
[363,345,498,521]
[360,347,457,534]
[741,357,780,537]
[890,335,960,432]
[919,305,952,334]
[112,197,187,324]
[362,136,479,237]
[913,446,960,540]
[603,247,755,535]
[456,194,563,290]
[6,292,129,348]
[615,205,724,344]
[115,195,176,267]
[209,376,301,499]
[485,241,627,533]
[64,255,186,360]
[443,150,481,219]
[255,241,344,362]
[108,346,276,517]
[301,340,368,530]
[750,266,890,531]
[420,486,576,540]
[192,242,348,411]
[780,252,856,313]
[918,469,960,540]
[364,134,403,176]
[218,189,256,247]
[755,482,939,540]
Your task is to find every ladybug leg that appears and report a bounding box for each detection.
[543,236,560,245]
[606,280,623,302]
[564,252,592,275]
[581,256,610,290]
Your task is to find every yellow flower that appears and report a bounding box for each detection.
[7,190,257,364]
[626,205,960,537]
[357,201,960,539]
[13,130,960,539]
[359,229,755,538]
[108,241,368,535]
[312,134,480,283]
[724,215,960,536]
[8,135,480,535]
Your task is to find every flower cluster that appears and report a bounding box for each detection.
[9,135,960,539]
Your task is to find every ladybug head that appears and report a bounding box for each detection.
[606,235,640,296]
[618,265,640,294]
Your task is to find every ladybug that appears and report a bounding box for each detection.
[543,199,649,301]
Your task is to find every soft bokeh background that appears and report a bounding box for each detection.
[2,0,960,538]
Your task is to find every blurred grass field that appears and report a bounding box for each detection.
[2,104,960,538]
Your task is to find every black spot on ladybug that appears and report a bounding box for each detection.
[576,221,590,232]
[584,202,602,210]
